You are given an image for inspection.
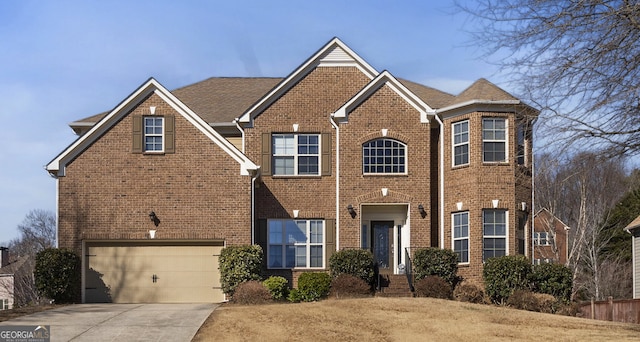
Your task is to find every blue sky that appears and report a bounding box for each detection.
[0,0,504,243]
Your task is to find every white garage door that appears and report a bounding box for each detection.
[85,241,224,303]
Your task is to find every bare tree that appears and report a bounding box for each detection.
[1,209,56,306]
[535,152,629,300]
[458,0,640,156]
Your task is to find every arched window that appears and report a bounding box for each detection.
[362,138,407,174]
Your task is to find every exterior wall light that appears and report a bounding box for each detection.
[417,204,427,218]
[149,211,160,227]
[347,204,357,218]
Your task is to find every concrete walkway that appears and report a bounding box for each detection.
[0,303,217,342]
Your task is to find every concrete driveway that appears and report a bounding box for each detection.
[0,303,217,342]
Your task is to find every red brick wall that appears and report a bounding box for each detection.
[245,66,370,221]
[338,84,433,249]
[57,93,252,254]
[441,111,533,281]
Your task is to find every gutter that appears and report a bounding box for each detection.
[329,114,340,251]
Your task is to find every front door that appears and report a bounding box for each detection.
[372,221,394,274]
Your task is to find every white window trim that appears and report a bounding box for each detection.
[362,138,408,175]
[482,209,509,261]
[452,120,470,167]
[272,134,321,176]
[267,219,325,269]
[452,211,470,264]
[534,232,551,246]
[482,117,508,163]
[144,116,164,153]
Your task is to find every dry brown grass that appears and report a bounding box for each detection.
[192,297,640,341]
[0,304,61,322]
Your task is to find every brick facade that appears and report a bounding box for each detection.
[49,38,537,295]
[57,93,253,254]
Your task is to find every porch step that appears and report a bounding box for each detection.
[376,274,414,297]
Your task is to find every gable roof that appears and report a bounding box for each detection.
[47,78,259,177]
[70,77,282,134]
[237,37,379,125]
[625,215,640,233]
[534,208,570,230]
[333,71,436,123]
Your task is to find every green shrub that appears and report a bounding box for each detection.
[414,276,452,299]
[232,281,272,305]
[287,288,303,303]
[34,248,81,303]
[530,263,572,303]
[219,245,263,296]
[329,249,375,286]
[483,255,532,305]
[297,272,331,302]
[330,274,373,299]
[412,248,459,285]
[453,280,486,304]
[263,276,289,301]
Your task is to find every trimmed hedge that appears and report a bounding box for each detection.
[219,245,263,296]
[34,248,81,303]
[414,275,452,299]
[263,276,289,301]
[330,274,373,299]
[483,255,532,304]
[530,262,572,303]
[289,272,331,302]
[412,247,459,285]
[232,280,272,305]
[329,249,375,286]
[453,280,486,304]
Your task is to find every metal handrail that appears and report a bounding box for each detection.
[405,248,414,292]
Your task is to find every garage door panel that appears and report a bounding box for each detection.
[85,243,223,303]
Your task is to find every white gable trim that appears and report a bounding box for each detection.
[333,70,436,123]
[46,78,258,177]
[237,37,379,125]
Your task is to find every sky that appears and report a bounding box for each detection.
[0,0,505,244]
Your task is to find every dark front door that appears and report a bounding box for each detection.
[372,221,394,274]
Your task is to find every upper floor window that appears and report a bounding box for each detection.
[452,120,469,166]
[482,118,506,163]
[268,219,324,269]
[534,232,552,246]
[363,138,406,174]
[144,117,164,152]
[483,209,507,261]
[272,134,319,176]
[452,212,469,263]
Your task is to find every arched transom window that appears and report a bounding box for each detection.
[362,138,407,174]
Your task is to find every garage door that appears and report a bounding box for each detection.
[85,241,224,303]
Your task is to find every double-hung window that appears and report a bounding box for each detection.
[534,232,551,246]
[144,117,164,152]
[452,120,469,166]
[452,212,469,263]
[483,209,507,261]
[268,219,324,269]
[363,138,407,174]
[1,298,8,310]
[272,134,319,175]
[482,118,506,162]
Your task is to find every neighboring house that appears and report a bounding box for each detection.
[46,38,538,303]
[533,208,570,265]
[625,215,640,299]
[0,247,12,310]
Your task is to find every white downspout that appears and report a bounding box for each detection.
[234,119,245,153]
[433,114,445,249]
[330,114,340,251]
[251,172,258,245]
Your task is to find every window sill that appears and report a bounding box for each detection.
[363,173,409,177]
[482,162,510,166]
[270,175,323,179]
[451,164,470,170]
[143,152,165,155]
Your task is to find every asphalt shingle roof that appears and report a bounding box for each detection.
[70,76,518,127]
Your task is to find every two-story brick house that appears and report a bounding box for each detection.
[47,38,537,303]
